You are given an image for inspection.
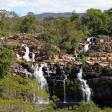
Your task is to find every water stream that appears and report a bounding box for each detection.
[23,45,31,61]
[77,66,91,101]
[33,63,49,104]
[63,75,67,103]
[79,37,93,101]
[32,53,35,62]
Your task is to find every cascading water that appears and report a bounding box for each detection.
[23,69,32,77]
[84,37,94,52]
[16,54,21,60]
[23,45,31,61]
[32,53,35,62]
[77,66,91,101]
[33,63,49,104]
[63,75,67,103]
[78,37,93,101]
[84,44,89,52]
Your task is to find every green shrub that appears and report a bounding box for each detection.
[0,99,36,112]
[74,102,102,112]
[0,46,14,78]
[0,75,47,102]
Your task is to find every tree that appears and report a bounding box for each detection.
[80,8,110,36]
[43,18,83,55]
[19,16,38,33]
[105,8,112,16]
[71,10,79,21]
[105,8,112,35]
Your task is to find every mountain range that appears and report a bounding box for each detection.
[37,12,73,18]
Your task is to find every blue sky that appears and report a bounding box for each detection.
[0,0,112,16]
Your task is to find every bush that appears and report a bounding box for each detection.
[0,99,36,112]
[0,46,14,78]
[0,75,47,103]
[74,102,102,112]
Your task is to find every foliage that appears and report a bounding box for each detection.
[43,18,83,55]
[0,75,47,102]
[35,101,112,112]
[19,15,38,33]
[0,75,48,112]
[74,102,101,112]
[0,46,14,78]
[0,8,112,55]
[77,8,112,36]
[0,99,36,112]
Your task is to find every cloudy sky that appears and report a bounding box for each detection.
[0,0,112,15]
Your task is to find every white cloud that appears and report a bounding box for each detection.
[0,0,112,15]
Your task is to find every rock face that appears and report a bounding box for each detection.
[84,35,112,68]
[89,77,112,106]
[82,62,112,105]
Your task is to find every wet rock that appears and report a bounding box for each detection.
[89,77,112,106]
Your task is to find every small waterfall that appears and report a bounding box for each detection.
[63,79,66,103]
[23,45,31,61]
[77,66,91,101]
[87,37,95,42]
[23,69,32,77]
[63,75,67,103]
[32,53,35,62]
[84,37,94,53]
[33,63,49,104]
[16,44,36,62]
[84,44,89,52]
[16,54,21,60]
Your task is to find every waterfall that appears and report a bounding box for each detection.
[23,69,32,77]
[16,44,36,62]
[77,66,91,101]
[63,79,67,103]
[23,45,31,61]
[84,44,89,52]
[16,54,21,60]
[63,75,67,103]
[33,63,49,104]
[84,37,94,53]
[32,53,35,62]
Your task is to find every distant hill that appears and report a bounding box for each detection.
[37,12,73,18]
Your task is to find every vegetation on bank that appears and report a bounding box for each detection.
[0,46,14,78]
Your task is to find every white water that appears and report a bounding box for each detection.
[16,54,21,60]
[33,63,49,104]
[63,79,67,103]
[24,69,32,77]
[63,75,68,103]
[32,53,35,62]
[23,45,31,61]
[87,38,91,42]
[80,37,94,100]
[84,37,94,52]
[16,45,36,62]
[84,44,89,52]
[77,67,91,101]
